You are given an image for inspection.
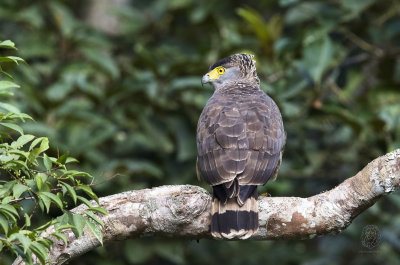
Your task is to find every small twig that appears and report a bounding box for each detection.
[9,196,35,204]
[28,165,63,174]
[340,28,383,57]
[374,0,399,26]
[327,78,348,104]
[339,53,370,67]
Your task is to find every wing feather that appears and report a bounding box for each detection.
[196,85,285,187]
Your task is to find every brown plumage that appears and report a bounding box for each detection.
[197,53,285,239]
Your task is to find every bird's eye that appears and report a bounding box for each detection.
[217,67,225,75]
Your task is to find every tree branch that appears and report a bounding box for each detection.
[13,149,400,264]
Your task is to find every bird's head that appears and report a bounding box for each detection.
[201,53,259,89]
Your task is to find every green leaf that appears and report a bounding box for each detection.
[29,137,44,151]
[36,174,43,191]
[40,192,63,210]
[0,102,21,114]
[296,36,338,84]
[77,195,92,207]
[0,84,13,96]
[28,137,48,151]
[0,69,13,80]
[24,213,31,227]
[0,122,24,135]
[312,37,334,83]
[37,238,53,249]
[29,241,48,265]
[38,138,49,153]
[12,183,29,199]
[34,219,55,232]
[0,40,17,49]
[56,152,69,164]
[285,2,325,24]
[0,208,17,223]
[56,224,75,231]
[341,0,375,18]
[77,185,98,204]
[0,80,20,90]
[63,170,93,178]
[0,214,9,234]
[37,193,51,213]
[0,56,25,64]
[0,204,19,218]
[237,8,281,44]
[51,232,68,246]
[61,182,77,205]
[43,153,52,171]
[2,196,12,204]
[85,210,104,226]
[81,48,120,79]
[28,138,49,163]
[54,212,69,226]
[49,2,77,37]
[11,134,35,149]
[88,207,107,216]
[86,218,103,245]
[0,181,16,198]
[9,233,31,253]
[12,245,26,263]
[28,150,41,164]
[8,149,29,160]
[65,157,79,164]
[6,159,28,170]
[5,112,33,121]
[71,214,86,238]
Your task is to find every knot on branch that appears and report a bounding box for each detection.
[166,186,211,222]
[139,185,212,236]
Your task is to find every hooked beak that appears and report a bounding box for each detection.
[201,74,210,86]
[201,68,221,86]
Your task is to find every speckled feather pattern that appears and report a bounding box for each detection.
[197,85,285,187]
[196,53,285,239]
[208,53,260,85]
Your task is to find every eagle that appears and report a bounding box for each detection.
[196,53,285,239]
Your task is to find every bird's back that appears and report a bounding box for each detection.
[197,85,285,190]
[196,53,285,239]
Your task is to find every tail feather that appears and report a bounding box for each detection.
[211,189,258,239]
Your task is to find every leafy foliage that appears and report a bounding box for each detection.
[0,40,105,264]
[0,0,399,264]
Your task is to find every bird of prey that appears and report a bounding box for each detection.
[196,53,285,239]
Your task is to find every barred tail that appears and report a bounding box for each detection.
[210,190,258,239]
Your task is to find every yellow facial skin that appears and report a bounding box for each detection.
[206,66,226,81]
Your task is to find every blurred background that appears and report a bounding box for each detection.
[0,0,399,264]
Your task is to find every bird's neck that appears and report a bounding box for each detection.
[213,80,260,95]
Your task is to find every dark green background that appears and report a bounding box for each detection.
[0,0,399,264]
